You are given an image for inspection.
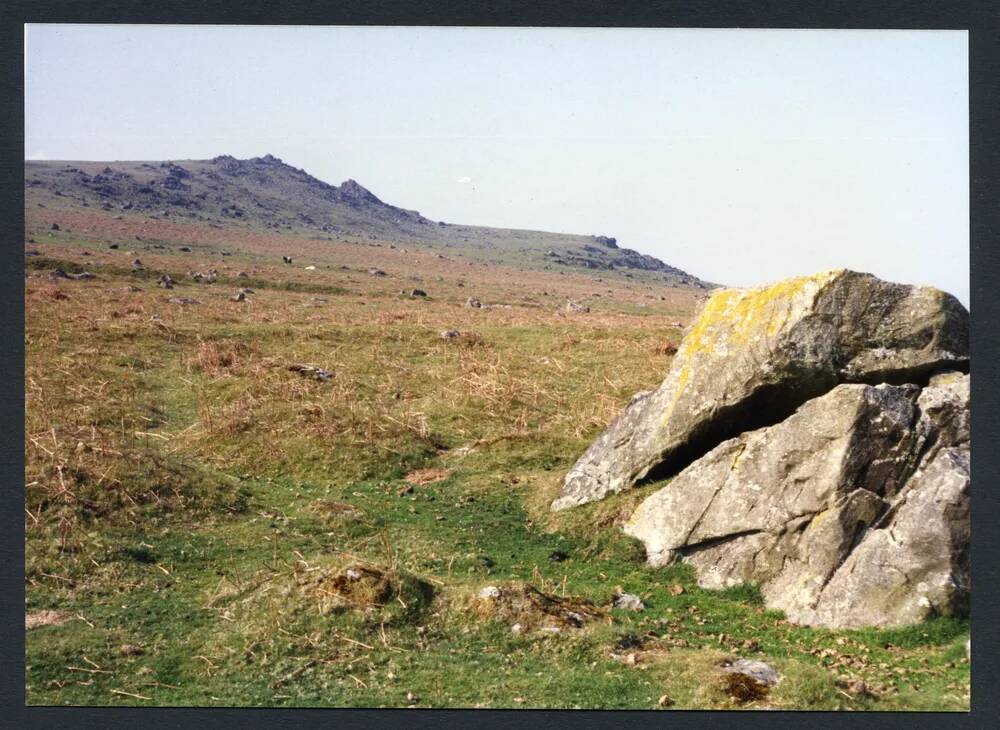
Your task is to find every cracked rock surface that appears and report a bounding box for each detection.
[552,269,968,511]
[624,373,969,628]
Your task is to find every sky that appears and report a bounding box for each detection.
[24,25,969,304]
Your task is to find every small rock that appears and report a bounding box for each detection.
[178,246,192,252]
[465,297,482,308]
[158,274,174,289]
[406,691,418,703]
[478,586,501,600]
[511,623,524,635]
[120,644,145,657]
[441,330,460,340]
[237,271,249,278]
[51,223,60,230]
[721,658,781,687]
[368,268,387,277]
[109,243,119,249]
[282,255,293,264]
[657,694,674,707]
[345,569,362,581]
[540,626,562,635]
[305,265,316,271]
[132,258,144,270]
[288,364,333,381]
[410,289,427,297]
[613,592,646,612]
[231,291,246,302]
[668,584,685,596]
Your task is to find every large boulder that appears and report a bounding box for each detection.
[623,373,969,628]
[552,270,968,511]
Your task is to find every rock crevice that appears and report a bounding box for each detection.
[554,270,970,628]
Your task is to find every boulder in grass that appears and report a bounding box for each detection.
[623,374,969,628]
[553,270,969,511]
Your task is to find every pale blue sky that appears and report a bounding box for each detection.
[25,25,969,304]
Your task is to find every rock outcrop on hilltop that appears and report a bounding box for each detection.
[552,269,969,511]
[552,270,970,628]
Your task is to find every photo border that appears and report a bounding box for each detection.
[2,2,996,728]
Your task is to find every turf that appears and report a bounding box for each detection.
[23,220,969,710]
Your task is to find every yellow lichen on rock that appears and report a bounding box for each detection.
[661,270,844,427]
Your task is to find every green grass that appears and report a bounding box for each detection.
[24,236,969,710]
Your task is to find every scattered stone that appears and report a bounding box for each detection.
[441,330,460,340]
[48,268,94,281]
[478,586,501,600]
[723,659,780,686]
[231,291,246,302]
[657,695,674,707]
[406,691,419,703]
[50,223,59,230]
[410,289,427,297]
[158,274,174,289]
[282,255,293,264]
[465,297,482,308]
[565,300,590,313]
[305,265,316,271]
[345,568,362,581]
[178,246,192,252]
[288,363,333,381]
[189,270,218,283]
[132,258,144,270]
[720,659,780,702]
[237,271,250,278]
[368,268,387,277]
[612,592,646,611]
[510,623,524,635]
[553,270,969,511]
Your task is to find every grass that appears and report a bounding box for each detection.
[23,222,969,710]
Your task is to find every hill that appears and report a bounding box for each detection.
[24,155,712,288]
